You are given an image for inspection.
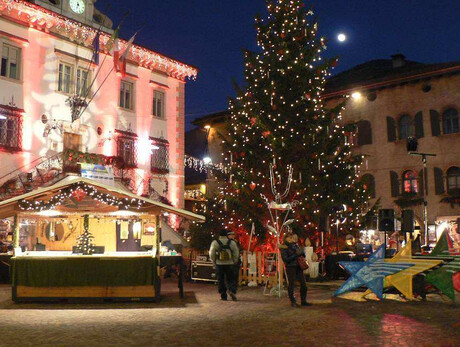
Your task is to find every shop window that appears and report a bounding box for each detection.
[119,81,134,110]
[117,135,137,168]
[0,109,22,151]
[402,170,418,194]
[151,140,169,174]
[443,108,459,135]
[153,90,165,118]
[58,62,73,94]
[399,115,414,140]
[446,166,460,192]
[361,174,376,198]
[1,44,20,80]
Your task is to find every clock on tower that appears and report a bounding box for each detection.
[69,0,86,15]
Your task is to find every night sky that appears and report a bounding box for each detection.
[102,0,460,130]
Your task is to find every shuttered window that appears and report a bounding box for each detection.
[434,167,445,195]
[443,109,459,135]
[399,115,414,140]
[447,167,460,192]
[430,110,441,137]
[414,112,424,139]
[390,171,400,197]
[387,117,396,142]
[357,120,372,146]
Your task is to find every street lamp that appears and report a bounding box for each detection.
[407,137,436,246]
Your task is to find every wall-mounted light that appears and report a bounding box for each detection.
[204,125,211,130]
[351,92,362,100]
[203,156,212,165]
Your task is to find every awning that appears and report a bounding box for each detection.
[0,176,205,222]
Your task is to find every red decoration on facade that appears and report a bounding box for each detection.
[72,189,86,202]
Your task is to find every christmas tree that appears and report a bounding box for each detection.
[195,0,371,251]
[75,215,95,255]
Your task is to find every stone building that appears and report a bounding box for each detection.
[192,55,460,246]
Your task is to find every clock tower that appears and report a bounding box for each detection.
[33,0,113,30]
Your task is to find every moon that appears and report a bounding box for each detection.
[338,33,347,42]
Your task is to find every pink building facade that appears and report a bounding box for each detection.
[0,0,197,210]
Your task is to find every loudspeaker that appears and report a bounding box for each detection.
[365,215,378,230]
[191,261,217,282]
[401,210,414,233]
[319,216,328,232]
[407,137,418,152]
[379,209,395,231]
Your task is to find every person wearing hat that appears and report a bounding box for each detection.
[209,229,240,301]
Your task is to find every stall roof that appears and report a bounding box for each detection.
[0,176,205,222]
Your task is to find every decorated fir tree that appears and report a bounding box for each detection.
[197,0,371,251]
[75,215,95,255]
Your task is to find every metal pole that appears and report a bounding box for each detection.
[336,221,339,254]
[422,155,429,246]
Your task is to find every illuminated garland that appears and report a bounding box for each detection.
[0,0,198,80]
[184,155,227,173]
[18,184,145,212]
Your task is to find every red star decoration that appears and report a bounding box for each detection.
[72,189,86,202]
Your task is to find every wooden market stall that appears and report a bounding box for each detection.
[0,176,204,302]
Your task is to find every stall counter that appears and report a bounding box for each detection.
[11,255,160,302]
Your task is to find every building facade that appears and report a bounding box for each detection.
[192,55,460,246]
[0,0,197,210]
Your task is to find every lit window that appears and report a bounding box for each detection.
[58,62,73,94]
[443,109,459,135]
[447,167,460,192]
[1,44,20,80]
[402,170,418,194]
[117,135,137,168]
[76,68,90,97]
[399,115,414,140]
[120,81,134,110]
[153,91,165,118]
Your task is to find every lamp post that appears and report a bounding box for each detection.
[407,137,436,246]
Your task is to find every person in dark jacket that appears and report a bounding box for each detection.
[280,232,311,307]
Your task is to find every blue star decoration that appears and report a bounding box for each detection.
[334,245,415,299]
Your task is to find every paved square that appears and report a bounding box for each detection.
[0,281,459,346]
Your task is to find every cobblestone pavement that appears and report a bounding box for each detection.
[0,281,459,347]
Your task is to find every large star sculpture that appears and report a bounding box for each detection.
[334,245,414,299]
[385,241,442,300]
[425,231,460,301]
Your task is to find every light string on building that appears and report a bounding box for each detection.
[18,184,145,212]
[184,155,227,173]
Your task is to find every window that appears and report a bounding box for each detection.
[361,174,376,198]
[446,167,460,192]
[443,109,459,135]
[357,120,372,146]
[1,44,20,80]
[153,91,165,118]
[117,136,137,168]
[119,81,134,110]
[58,62,73,94]
[151,140,169,174]
[345,129,358,147]
[76,68,90,97]
[399,115,414,140]
[63,132,82,151]
[0,109,22,151]
[402,170,418,194]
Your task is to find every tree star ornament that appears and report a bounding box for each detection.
[334,245,414,299]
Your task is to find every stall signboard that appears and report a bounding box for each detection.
[80,164,114,186]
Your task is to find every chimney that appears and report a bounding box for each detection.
[391,54,406,68]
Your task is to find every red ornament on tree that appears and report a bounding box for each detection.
[280,33,286,39]
[72,189,86,202]
[250,117,257,126]
[249,182,257,191]
[262,131,271,138]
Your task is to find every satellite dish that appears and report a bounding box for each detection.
[41,114,48,124]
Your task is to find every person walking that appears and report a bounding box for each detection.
[280,232,311,307]
[227,231,242,291]
[209,229,239,301]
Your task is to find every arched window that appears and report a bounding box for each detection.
[361,174,376,198]
[399,115,414,140]
[443,108,459,134]
[446,166,460,192]
[402,170,418,194]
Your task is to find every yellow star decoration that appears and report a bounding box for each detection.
[362,241,442,300]
[385,241,442,300]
